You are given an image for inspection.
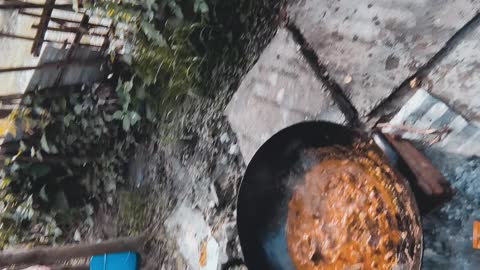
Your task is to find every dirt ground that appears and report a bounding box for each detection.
[86,2,281,269]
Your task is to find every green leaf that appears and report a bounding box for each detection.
[59,97,67,110]
[146,104,154,121]
[0,178,11,189]
[122,116,131,131]
[122,54,133,65]
[50,144,59,154]
[40,134,50,153]
[144,0,156,10]
[194,0,209,14]
[39,185,48,202]
[63,114,75,127]
[113,110,124,120]
[19,141,27,152]
[140,21,166,46]
[81,118,88,130]
[74,104,83,115]
[36,150,44,161]
[168,0,184,19]
[129,111,141,125]
[23,95,32,105]
[136,85,146,100]
[124,80,133,92]
[103,112,113,122]
[53,227,62,238]
[29,164,51,179]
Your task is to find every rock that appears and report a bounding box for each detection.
[73,229,82,242]
[165,202,220,270]
[220,133,230,144]
[220,155,228,165]
[228,144,239,155]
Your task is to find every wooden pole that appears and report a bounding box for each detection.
[0,32,102,48]
[0,235,145,267]
[0,3,72,10]
[65,15,89,59]
[19,11,110,29]
[0,58,103,73]
[50,264,90,270]
[9,263,90,270]
[31,0,56,56]
[32,24,107,38]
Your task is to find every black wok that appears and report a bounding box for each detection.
[236,121,424,270]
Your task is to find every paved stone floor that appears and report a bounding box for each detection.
[226,1,480,269]
[226,29,346,163]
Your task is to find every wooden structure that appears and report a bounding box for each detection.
[0,0,113,71]
[0,0,114,124]
[0,0,115,155]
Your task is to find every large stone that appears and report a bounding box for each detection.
[225,29,346,164]
[426,25,480,124]
[288,0,480,117]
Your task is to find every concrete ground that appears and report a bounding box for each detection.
[225,1,480,269]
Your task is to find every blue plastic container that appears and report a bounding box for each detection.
[90,252,139,270]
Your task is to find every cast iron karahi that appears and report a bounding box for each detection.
[236,121,451,270]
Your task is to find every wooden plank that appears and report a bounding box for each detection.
[0,235,145,267]
[31,0,56,56]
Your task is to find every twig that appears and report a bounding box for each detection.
[376,123,443,135]
[377,123,452,145]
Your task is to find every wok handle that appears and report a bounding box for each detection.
[372,131,400,168]
[372,130,454,213]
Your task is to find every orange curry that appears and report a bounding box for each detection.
[287,148,407,270]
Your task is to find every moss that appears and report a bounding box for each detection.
[118,190,148,235]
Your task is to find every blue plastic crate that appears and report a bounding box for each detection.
[90,252,139,270]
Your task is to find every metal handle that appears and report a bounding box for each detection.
[372,130,400,169]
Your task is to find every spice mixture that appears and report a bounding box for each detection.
[287,146,414,270]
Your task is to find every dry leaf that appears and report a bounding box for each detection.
[344,74,353,84]
[199,240,208,267]
[409,78,419,89]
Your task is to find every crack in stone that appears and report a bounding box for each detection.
[284,23,360,127]
[368,12,480,122]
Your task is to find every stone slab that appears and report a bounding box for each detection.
[426,24,480,124]
[288,0,480,117]
[382,89,480,269]
[225,29,346,164]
